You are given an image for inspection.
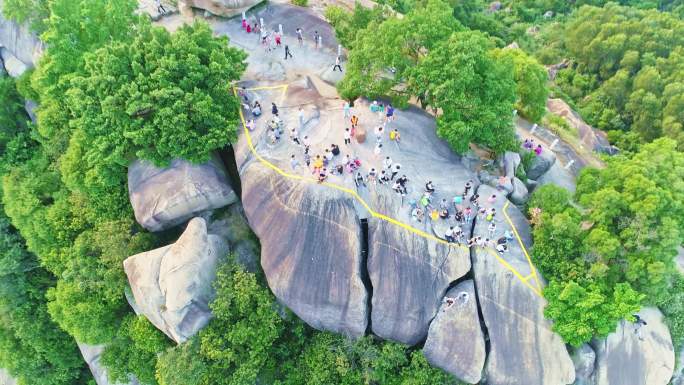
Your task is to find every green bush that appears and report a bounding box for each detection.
[292,0,308,7]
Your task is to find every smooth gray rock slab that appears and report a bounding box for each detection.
[368,191,471,345]
[572,343,596,385]
[128,154,238,232]
[124,217,227,343]
[0,3,43,67]
[241,161,368,338]
[593,307,674,385]
[422,280,485,384]
[537,160,576,193]
[525,147,556,180]
[472,185,575,385]
[78,343,140,385]
[0,48,27,77]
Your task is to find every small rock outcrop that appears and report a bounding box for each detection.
[241,161,368,338]
[128,154,238,232]
[593,307,674,385]
[525,147,556,180]
[78,343,140,385]
[124,217,227,343]
[422,281,486,384]
[0,369,16,385]
[472,185,575,385]
[572,344,596,385]
[0,48,27,77]
[0,0,44,73]
[179,0,262,17]
[509,177,529,205]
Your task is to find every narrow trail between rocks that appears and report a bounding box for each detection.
[233,84,543,297]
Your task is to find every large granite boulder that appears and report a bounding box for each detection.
[592,307,674,385]
[525,147,556,180]
[179,0,262,17]
[472,185,575,385]
[0,0,44,68]
[509,176,529,205]
[547,98,612,153]
[128,154,238,232]
[572,344,596,385]
[367,191,471,345]
[124,217,227,343]
[0,369,16,385]
[502,151,521,179]
[241,161,368,338]
[78,343,140,385]
[422,281,486,384]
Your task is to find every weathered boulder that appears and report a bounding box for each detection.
[367,191,471,345]
[78,343,140,385]
[547,98,612,153]
[124,217,227,343]
[0,1,43,68]
[593,307,674,385]
[0,369,16,385]
[422,281,485,384]
[241,161,368,338]
[509,176,529,205]
[179,0,262,17]
[525,147,556,180]
[128,154,238,232]
[472,185,575,385]
[0,48,27,77]
[502,151,521,179]
[572,344,596,385]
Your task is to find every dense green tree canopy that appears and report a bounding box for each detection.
[492,48,549,122]
[410,31,517,154]
[556,4,684,149]
[529,138,684,345]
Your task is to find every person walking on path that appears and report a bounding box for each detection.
[284,45,293,60]
[271,103,279,117]
[389,128,401,143]
[343,101,351,119]
[155,0,167,14]
[296,28,303,45]
[314,30,320,48]
[350,115,359,130]
[344,128,351,145]
[445,227,455,243]
[333,56,343,72]
[303,150,311,167]
[275,32,282,46]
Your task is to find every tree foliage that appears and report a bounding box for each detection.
[557,4,684,149]
[492,47,549,122]
[530,138,684,345]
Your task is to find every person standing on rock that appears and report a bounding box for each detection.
[284,44,293,60]
[333,56,343,72]
[355,171,366,188]
[343,101,351,119]
[633,314,648,341]
[275,32,282,46]
[488,222,497,238]
[391,163,401,180]
[374,143,383,158]
[343,128,351,145]
[313,30,320,48]
[464,180,473,196]
[296,28,304,45]
[382,156,393,171]
[297,107,305,128]
[445,226,456,243]
[271,102,279,117]
[290,155,300,170]
[463,207,472,223]
[155,0,167,14]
